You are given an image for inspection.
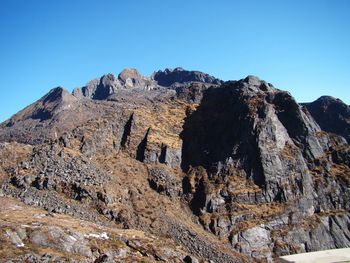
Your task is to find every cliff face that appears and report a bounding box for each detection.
[0,68,349,262]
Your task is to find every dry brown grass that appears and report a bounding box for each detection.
[226,174,261,194]
[133,100,189,149]
[0,166,7,182]
[314,131,328,139]
[247,95,265,116]
[329,164,350,183]
[0,142,33,182]
[232,202,285,217]
[0,196,187,262]
[281,143,297,160]
[0,142,32,170]
[62,146,82,157]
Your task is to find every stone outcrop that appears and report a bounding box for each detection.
[72,69,159,100]
[153,67,223,87]
[303,96,350,143]
[0,68,349,262]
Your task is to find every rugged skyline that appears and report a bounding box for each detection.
[1,0,350,122]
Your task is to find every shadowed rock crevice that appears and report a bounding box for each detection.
[158,144,167,164]
[251,145,267,188]
[120,113,134,148]
[136,128,150,162]
[31,108,53,121]
[190,178,207,215]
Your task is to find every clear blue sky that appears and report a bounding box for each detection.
[0,0,349,122]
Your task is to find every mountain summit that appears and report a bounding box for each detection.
[0,68,349,262]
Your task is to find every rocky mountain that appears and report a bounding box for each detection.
[0,68,349,262]
[302,96,350,143]
[152,67,223,87]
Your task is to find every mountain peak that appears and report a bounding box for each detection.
[304,95,350,143]
[118,68,141,81]
[315,95,344,104]
[118,68,148,88]
[244,75,261,86]
[42,86,73,104]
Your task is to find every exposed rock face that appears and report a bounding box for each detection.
[303,96,350,143]
[153,67,223,87]
[72,69,159,100]
[118,68,157,90]
[0,68,349,262]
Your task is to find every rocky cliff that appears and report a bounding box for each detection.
[0,68,349,262]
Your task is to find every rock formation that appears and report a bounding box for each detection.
[0,67,349,262]
[302,96,350,143]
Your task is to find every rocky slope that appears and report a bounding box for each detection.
[0,196,193,262]
[0,68,349,262]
